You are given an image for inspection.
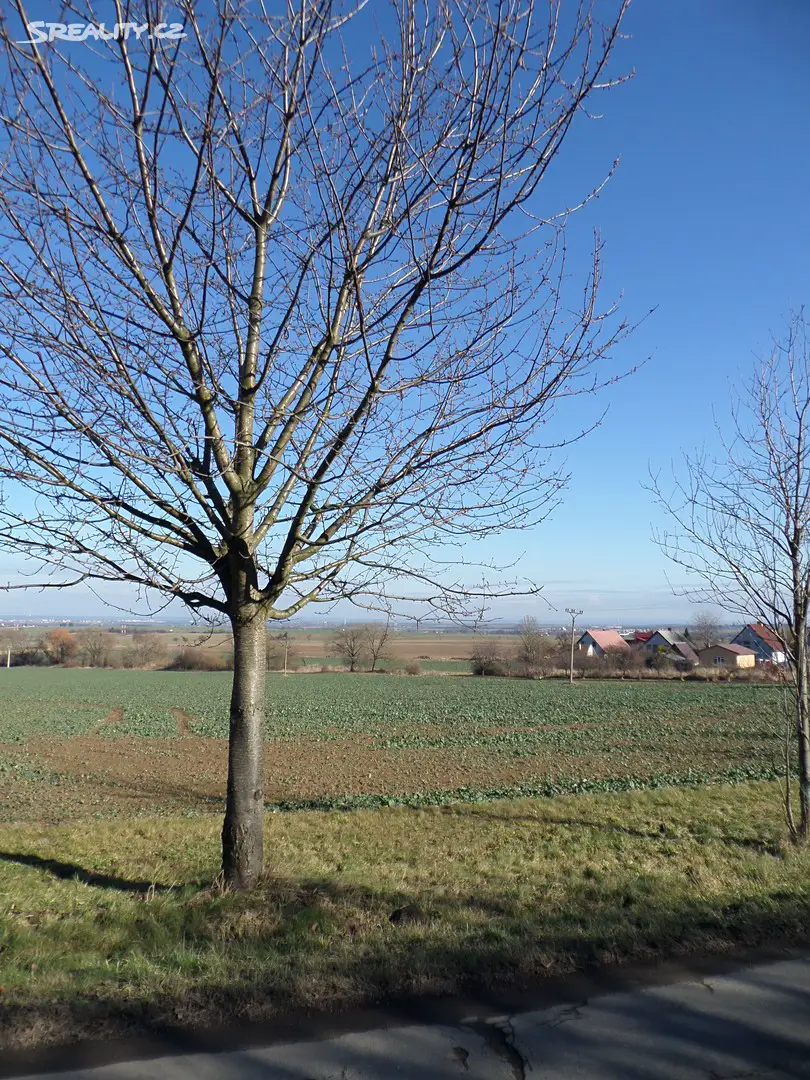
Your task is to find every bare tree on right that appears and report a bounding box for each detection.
[652,313,810,841]
[363,625,392,674]
[516,616,545,677]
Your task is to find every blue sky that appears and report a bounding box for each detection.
[482,0,810,627]
[1,0,809,626]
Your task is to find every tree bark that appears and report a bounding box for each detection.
[222,606,266,889]
[795,625,810,840]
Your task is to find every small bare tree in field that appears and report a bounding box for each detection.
[604,643,638,677]
[266,633,297,673]
[330,626,368,673]
[126,632,167,669]
[79,628,112,668]
[515,615,545,676]
[363,624,392,673]
[0,626,25,667]
[652,313,810,841]
[0,1,630,887]
[470,637,509,676]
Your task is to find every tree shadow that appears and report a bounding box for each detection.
[1,849,810,1078]
[0,851,179,893]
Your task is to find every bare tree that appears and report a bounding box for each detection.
[515,615,544,676]
[126,631,167,669]
[79,628,112,668]
[0,626,25,667]
[267,632,298,672]
[689,609,720,650]
[0,1,630,887]
[652,313,810,841]
[362,623,392,673]
[330,626,368,673]
[604,643,640,677]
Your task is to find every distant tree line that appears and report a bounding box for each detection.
[0,627,171,669]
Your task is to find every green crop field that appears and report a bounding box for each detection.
[0,668,791,821]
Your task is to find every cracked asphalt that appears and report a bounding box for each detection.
[7,957,810,1079]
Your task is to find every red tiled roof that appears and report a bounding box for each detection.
[581,629,630,652]
[746,623,784,651]
[633,631,653,642]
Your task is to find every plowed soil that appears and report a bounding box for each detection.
[0,729,755,824]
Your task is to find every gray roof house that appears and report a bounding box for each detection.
[731,623,787,664]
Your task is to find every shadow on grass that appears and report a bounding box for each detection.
[3,859,810,1047]
[1,878,810,1079]
[0,851,179,893]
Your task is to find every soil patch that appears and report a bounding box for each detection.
[170,708,197,737]
[95,707,123,732]
[1,731,757,824]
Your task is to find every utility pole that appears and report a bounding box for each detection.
[283,631,289,676]
[565,608,583,686]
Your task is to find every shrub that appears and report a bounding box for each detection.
[44,628,78,665]
[405,660,421,675]
[167,647,226,671]
[470,639,510,676]
[13,643,51,666]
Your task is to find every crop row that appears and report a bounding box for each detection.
[0,668,781,735]
[0,670,787,792]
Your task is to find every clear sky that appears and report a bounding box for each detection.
[1,0,809,626]
[479,0,810,627]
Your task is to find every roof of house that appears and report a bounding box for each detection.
[671,641,699,664]
[633,631,653,642]
[739,623,784,652]
[650,629,680,645]
[698,644,757,657]
[579,629,630,652]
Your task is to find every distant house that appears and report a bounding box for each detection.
[638,629,698,670]
[697,644,756,669]
[731,623,787,665]
[645,629,684,652]
[576,629,631,658]
[670,640,699,668]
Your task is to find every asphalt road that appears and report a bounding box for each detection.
[8,955,810,1079]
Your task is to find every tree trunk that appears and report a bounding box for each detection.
[796,628,810,840]
[222,606,266,888]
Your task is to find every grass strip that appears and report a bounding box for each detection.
[1,780,809,1051]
